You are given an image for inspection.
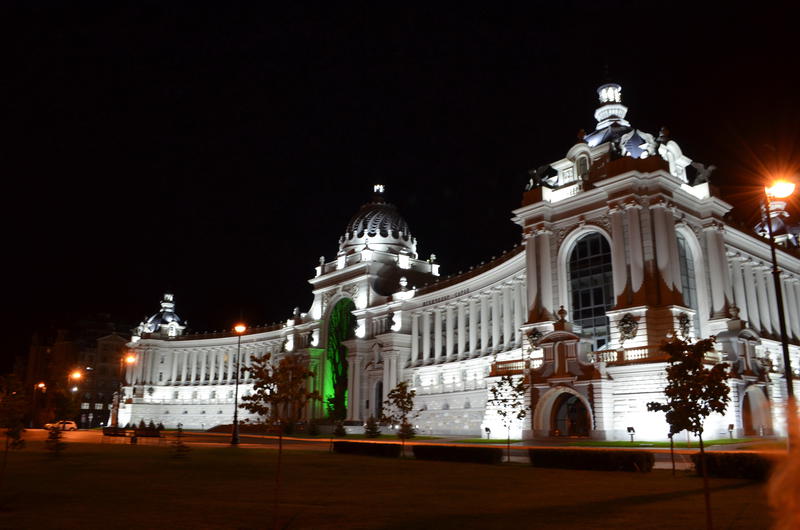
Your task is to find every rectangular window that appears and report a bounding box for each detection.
[81,403,90,410]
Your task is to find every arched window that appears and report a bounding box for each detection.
[568,233,614,350]
[676,232,700,334]
[576,156,589,180]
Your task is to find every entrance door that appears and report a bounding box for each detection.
[550,393,590,437]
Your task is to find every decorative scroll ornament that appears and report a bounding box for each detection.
[677,313,691,339]
[618,313,639,343]
[525,328,544,353]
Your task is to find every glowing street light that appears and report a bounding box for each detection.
[69,370,82,382]
[231,323,247,446]
[111,352,138,428]
[763,179,796,413]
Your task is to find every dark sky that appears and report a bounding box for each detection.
[3,4,799,370]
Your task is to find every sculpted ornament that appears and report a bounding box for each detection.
[618,313,639,344]
[677,313,691,339]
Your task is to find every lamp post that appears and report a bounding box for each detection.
[68,370,82,426]
[31,382,46,428]
[763,180,795,408]
[231,323,247,446]
[111,353,137,428]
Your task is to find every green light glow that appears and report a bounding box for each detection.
[326,298,355,420]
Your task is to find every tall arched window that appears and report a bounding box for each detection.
[568,233,614,350]
[676,232,700,335]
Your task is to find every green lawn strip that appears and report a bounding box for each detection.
[0,440,769,529]
[459,438,521,444]
[565,438,754,448]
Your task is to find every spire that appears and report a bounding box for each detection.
[594,83,630,130]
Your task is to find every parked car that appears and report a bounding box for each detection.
[44,420,78,431]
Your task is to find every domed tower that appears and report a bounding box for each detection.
[309,185,439,318]
[133,293,186,340]
[338,185,418,257]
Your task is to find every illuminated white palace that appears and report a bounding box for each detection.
[119,83,800,440]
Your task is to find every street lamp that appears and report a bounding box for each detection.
[763,179,796,409]
[111,353,137,428]
[231,323,247,446]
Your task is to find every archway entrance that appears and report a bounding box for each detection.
[742,386,771,436]
[550,393,590,437]
[374,381,383,419]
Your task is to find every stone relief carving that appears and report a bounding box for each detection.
[677,313,691,339]
[618,313,639,344]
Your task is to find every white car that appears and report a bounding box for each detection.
[44,420,78,431]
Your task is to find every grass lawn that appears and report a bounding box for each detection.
[0,439,771,529]
[460,438,521,444]
[565,438,753,449]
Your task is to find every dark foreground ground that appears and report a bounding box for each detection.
[0,438,771,529]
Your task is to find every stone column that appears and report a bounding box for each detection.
[469,298,478,356]
[536,227,554,320]
[346,352,361,422]
[514,282,525,344]
[755,266,772,334]
[227,347,235,383]
[491,290,501,351]
[525,233,538,321]
[383,352,398,398]
[457,302,466,358]
[411,313,420,363]
[180,350,188,383]
[445,305,455,359]
[766,272,780,336]
[422,311,431,363]
[189,350,198,383]
[609,205,628,303]
[502,285,512,349]
[625,202,645,295]
[704,223,733,317]
[730,254,749,323]
[480,294,489,354]
[743,261,761,332]
[652,202,676,291]
[790,281,800,340]
[170,350,179,384]
[199,350,207,385]
[433,308,443,362]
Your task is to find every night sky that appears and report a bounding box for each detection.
[3,4,798,371]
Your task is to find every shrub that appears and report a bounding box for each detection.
[333,441,401,458]
[157,422,165,431]
[413,445,503,465]
[138,419,146,429]
[690,451,772,481]
[364,416,381,438]
[528,449,654,472]
[148,420,156,429]
[398,421,415,440]
[334,421,346,437]
[308,420,320,436]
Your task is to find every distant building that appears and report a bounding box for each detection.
[26,315,130,427]
[119,83,800,440]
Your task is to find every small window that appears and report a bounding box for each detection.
[81,403,90,410]
[158,372,163,382]
[173,391,179,399]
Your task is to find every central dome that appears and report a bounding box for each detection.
[339,186,417,256]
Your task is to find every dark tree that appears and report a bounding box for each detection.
[241,352,321,530]
[647,336,730,530]
[363,416,381,438]
[382,381,417,456]
[0,376,27,494]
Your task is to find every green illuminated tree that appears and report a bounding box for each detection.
[326,299,356,420]
[382,381,417,456]
[647,336,730,530]
[487,374,529,463]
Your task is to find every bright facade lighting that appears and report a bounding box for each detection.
[36,382,46,389]
[125,354,137,364]
[234,323,247,334]
[766,180,796,199]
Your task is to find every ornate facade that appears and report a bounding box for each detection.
[119,83,800,440]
